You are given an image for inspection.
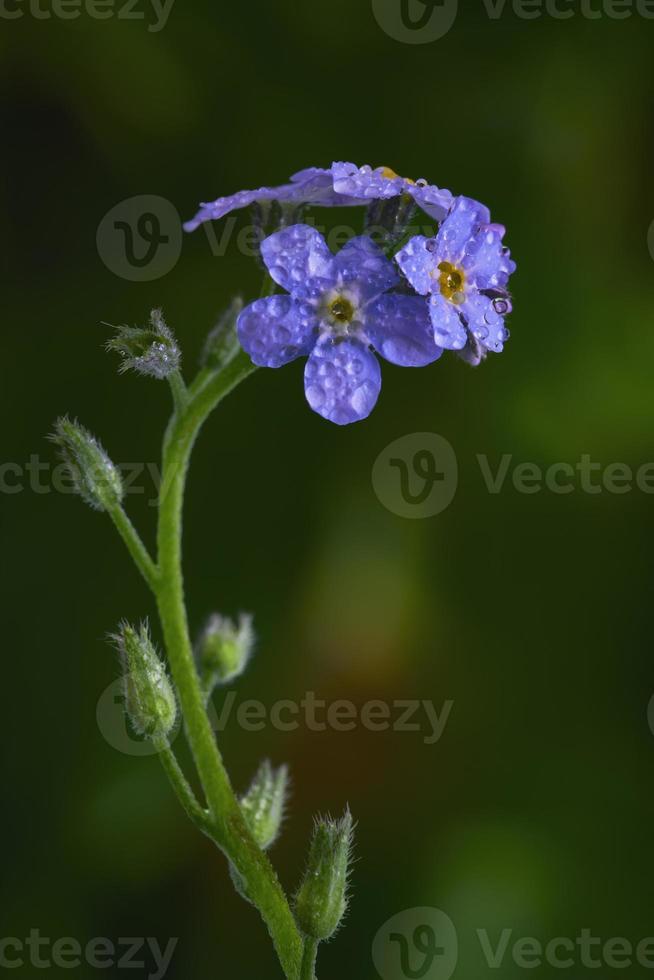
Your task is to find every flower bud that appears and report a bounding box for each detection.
[196,613,254,695]
[50,416,124,512]
[200,298,243,370]
[250,201,306,259]
[240,760,289,850]
[106,308,181,379]
[112,621,177,740]
[295,809,354,942]
[229,760,289,905]
[365,195,417,252]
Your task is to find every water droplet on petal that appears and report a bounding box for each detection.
[492,297,512,316]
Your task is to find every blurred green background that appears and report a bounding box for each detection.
[2,2,654,977]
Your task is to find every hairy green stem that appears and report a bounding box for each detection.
[168,369,189,415]
[154,350,303,979]
[106,503,159,592]
[153,737,214,837]
[300,938,318,980]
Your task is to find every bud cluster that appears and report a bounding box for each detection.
[106,308,181,380]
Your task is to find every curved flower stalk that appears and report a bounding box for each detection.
[54,162,516,980]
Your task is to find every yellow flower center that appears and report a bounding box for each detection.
[378,166,416,186]
[329,297,355,324]
[438,262,466,304]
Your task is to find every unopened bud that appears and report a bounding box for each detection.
[50,416,123,512]
[196,613,254,695]
[112,621,177,739]
[200,298,243,370]
[250,201,306,262]
[295,809,354,941]
[106,308,181,379]
[240,760,289,850]
[229,760,289,904]
[365,195,417,252]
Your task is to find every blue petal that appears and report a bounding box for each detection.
[289,166,332,183]
[365,294,442,367]
[333,236,399,301]
[429,294,468,350]
[460,222,516,290]
[395,235,439,296]
[184,167,360,232]
[304,337,381,425]
[237,295,318,368]
[184,186,293,232]
[290,166,364,207]
[460,293,509,354]
[410,183,454,222]
[260,224,335,298]
[332,161,409,200]
[435,196,492,265]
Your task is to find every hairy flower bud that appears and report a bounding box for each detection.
[196,613,254,695]
[200,298,243,370]
[228,760,289,905]
[50,416,124,512]
[112,621,177,740]
[106,308,181,379]
[295,809,354,942]
[240,760,289,850]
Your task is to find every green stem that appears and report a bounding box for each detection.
[168,369,189,415]
[153,737,214,837]
[300,938,318,980]
[155,349,303,979]
[106,504,159,592]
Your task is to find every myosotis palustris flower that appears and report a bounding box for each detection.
[55,161,515,980]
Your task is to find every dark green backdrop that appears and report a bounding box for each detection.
[2,2,654,978]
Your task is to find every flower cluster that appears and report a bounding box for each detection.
[185,162,516,424]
